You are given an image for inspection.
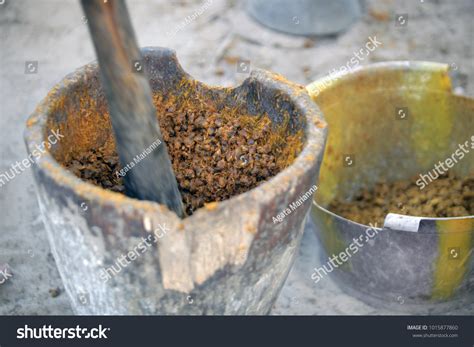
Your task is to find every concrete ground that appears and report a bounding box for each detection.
[0,0,473,315]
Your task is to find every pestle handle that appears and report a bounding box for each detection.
[81,0,185,218]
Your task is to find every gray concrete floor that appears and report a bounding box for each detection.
[0,0,473,315]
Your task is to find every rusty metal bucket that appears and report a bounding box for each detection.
[24,47,327,315]
[306,62,473,312]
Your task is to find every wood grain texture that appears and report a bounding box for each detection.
[81,0,185,217]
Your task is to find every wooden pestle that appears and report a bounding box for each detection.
[81,0,185,217]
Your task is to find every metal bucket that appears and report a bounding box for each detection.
[306,62,473,312]
[246,0,362,36]
[24,47,327,315]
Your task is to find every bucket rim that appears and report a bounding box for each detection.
[24,47,328,221]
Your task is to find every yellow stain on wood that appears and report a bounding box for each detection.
[204,201,219,211]
[26,117,37,128]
